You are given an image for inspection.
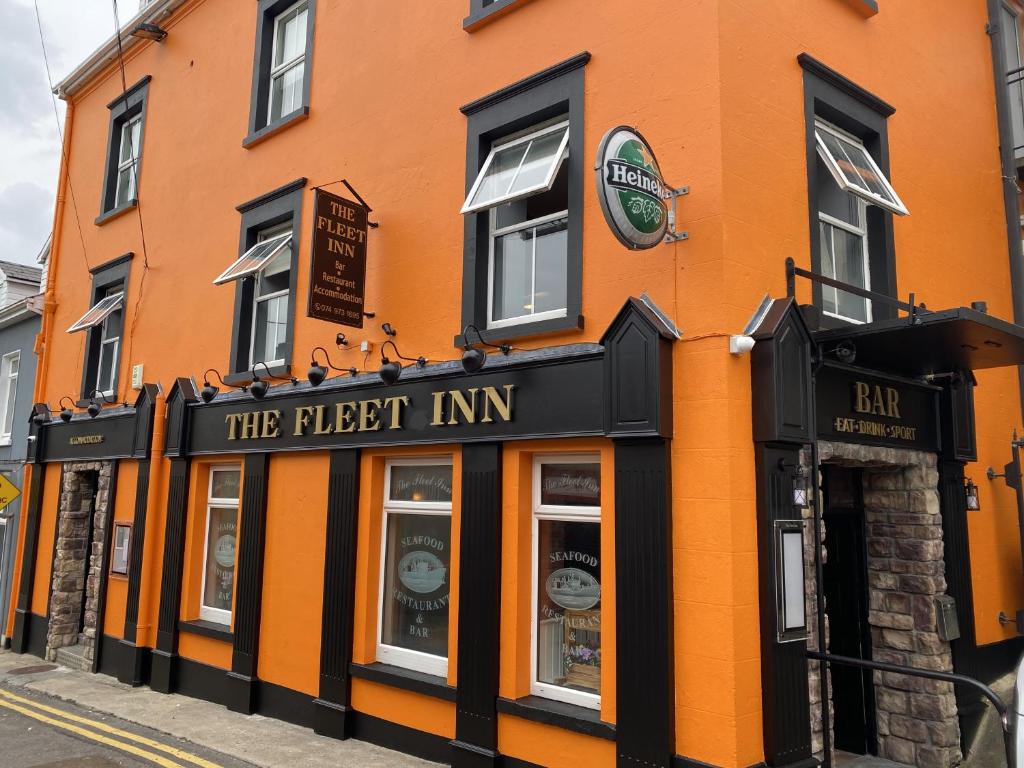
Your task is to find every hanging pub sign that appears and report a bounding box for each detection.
[308,189,368,328]
[595,126,672,249]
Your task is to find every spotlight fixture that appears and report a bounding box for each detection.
[200,368,228,404]
[58,397,76,423]
[378,340,426,386]
[964,478,981,511]
[130,21,168,42]
[336,333,348,347]
[308,347,358,387]
[249,361,299,401]
[460,324,511,374]
[84,389,118,419]
[833,340,857,365]
[381,322,397,337]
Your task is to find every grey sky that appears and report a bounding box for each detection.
[0,0,140,265]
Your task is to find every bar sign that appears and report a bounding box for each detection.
[308,189,368,328]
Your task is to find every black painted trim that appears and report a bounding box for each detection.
[800,54,898,325]
[459,55,588,347]
[246,0,316,142]
[122,459,151,645]
[673,757,771,768]
[78,255,132,402]
[94,203,138,226]
[151,457,191,694]
[316,449,360,738]
[179,619,234,642]
[11,465,45,654]
[349,711,452,765]
[99,75,151,218]
[496,696,614,740]
[349,662,455,702]
[228,452,270,714]
[797,53,894,117]
[614,438,675,767]
[92,460,120,674]
[463,0,532,30]
[242,107,310,148]
[453,443,502,765]
[227,180,306,379]
[89,252,134,276]
[223,363,293,387]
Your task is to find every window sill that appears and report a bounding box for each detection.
[242,107,310,149]
[178,619,233,643]
[463,0,535,31]
[349,662,456,702]
[496,695,614,740]
[95,201,138,226]
[0,438,11,448]
[223,363,292,387]
[453,314,583,348]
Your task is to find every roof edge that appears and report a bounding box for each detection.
[53,0,190,99]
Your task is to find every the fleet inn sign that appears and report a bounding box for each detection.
[595,126,671,249]
[308,189,369,329]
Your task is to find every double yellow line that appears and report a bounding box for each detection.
[0,687,223,768]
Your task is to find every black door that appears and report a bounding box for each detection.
[822,466,877,756]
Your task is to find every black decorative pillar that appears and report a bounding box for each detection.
[152,379,197,694]
[10,407,47,655]
[749,298,816,768]
[118,383,159,685]
[314,448,361,740]
[451,443,503,768]
[226,452,270,714]
[601,298,676,767]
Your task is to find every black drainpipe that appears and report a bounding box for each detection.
[986,0,1024,423]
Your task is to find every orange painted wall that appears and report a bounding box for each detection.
[498,713,615,768]
[102,460,140,641]
[16,0,1024,766]
[256,452,329,696]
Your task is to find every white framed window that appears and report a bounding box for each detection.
[111,523,132,576]
[248,225,292,369]
[94,286,124,397]
[532,455,602,709]
[213,231,292,286]
[114,114,143,209]
[377,457,453,677]
[817,152,872,324]
[814,119,908,216]
[66,291,124,334]
[0,352,19,445]
[200,465,241,625]
[462,120,570,330]
[268,0,310,123]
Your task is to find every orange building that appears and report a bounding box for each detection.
[6,1,1024,767]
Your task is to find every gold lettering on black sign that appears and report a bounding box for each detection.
[69,435,104,445]
[853,381,901,419]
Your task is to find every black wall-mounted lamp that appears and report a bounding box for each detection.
[308,347,358,387]
[381,322,398,337]
[379,340,426,386]
[200,368,231,404]
[85,389,118,418]
[460,324,511,374]
[58,397,76,423]
[778,458,809,508]
[965,478,981,511]
[249,361,299,400]
[130,22,168,42]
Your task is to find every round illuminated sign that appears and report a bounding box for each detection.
[595,126,669,249]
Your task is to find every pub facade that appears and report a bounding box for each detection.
[6,2,1024,767]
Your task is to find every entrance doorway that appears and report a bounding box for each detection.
[822,465,877,757]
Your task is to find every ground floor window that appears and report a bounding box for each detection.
[200,465,241,625]
[377,458,453,677]
[532,456,601,708]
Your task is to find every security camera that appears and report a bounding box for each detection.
[834,340,857,364]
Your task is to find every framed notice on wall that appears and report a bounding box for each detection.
[307,189,368,328]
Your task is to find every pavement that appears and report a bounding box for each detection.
[0,648,438,768]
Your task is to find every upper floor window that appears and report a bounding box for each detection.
[98,77,150,223]
[1001,2,1024,165]
[246,0,316,146]
[458,53,588,343]
[463,120,570,329]
[219,180,304,383]
[0,351,19,445]
[67,254,131,402]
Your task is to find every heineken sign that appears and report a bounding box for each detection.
[595,126,671,249]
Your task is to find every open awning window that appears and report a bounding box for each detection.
[213,231,292,285]
[814,119,909,216]
[460,121,570,214]
[67,292,124,333]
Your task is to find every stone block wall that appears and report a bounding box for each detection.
[807,442,961,768]
[45,461,113,663]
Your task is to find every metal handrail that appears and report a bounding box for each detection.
[785,257,930,322]
[807,651,1014,767]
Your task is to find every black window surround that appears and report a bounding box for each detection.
[244,0,317,148]
[496,695,615,740]
[96,76,151,225]
[799,53,898,328]
[463,0,534,30]
[349,662,456,702]
[457,51,589,348]
[178,618,234,643]
[77,253,133,406]
[223,178,306,387]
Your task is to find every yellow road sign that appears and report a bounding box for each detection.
[0,474,21,510]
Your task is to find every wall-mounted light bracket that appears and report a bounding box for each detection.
[663,186,690,243]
